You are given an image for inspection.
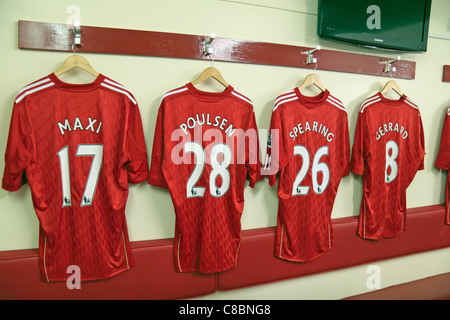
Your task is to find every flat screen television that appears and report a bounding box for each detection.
[317,0,432,52]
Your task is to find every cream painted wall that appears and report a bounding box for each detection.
[0,0,449,299]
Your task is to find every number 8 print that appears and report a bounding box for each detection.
[385,140,399,183]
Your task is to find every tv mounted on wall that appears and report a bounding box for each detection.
[317,0,432,52]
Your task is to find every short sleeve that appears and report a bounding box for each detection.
[435,107,450,170]
[350,111,365,176]
[264,109,286,186]
[125,103,149,184]
[341,113,351,177]
[417,112,425,171]
[148,104,168,189]
[2,101,35,191]
[246,110,262,188]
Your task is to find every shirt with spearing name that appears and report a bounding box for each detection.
[264,88,350,262]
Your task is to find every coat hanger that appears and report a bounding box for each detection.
[297,73,326,92]
[380,80,404,98]
[54,20,99,77]
[54,54,100,77]
[191,66,229,88]
[54,42,99,77]
[191,33,229,88]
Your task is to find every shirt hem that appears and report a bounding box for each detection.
[2,182,22,192]
[358,230,404,240]
[350,167,364,176]
[435,160,449,170]
[43,264,134,282]
[148,177,168,189]
[176,264,237,274]
[276,249,329,263]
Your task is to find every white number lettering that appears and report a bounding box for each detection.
[292,146,310,196]
[185,142,231,198]
[385,140,398,183]
[292,145,330,196]
[76,144,103,206]
[210,144,232,197]
[57,146,72,207]
[312,146,330,194]
[57,144,103,207]
[185,142,206,198]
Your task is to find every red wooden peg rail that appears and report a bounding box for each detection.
[18,20,416,79]
[443,65,450,82]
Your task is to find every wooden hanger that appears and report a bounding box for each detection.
[54,55,99,77]
[297,73,326,92]
[191,66,229,88]
[380,80,404,98]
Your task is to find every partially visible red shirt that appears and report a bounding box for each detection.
[435,105,450,225]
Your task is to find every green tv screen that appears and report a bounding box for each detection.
[317,0,432,52]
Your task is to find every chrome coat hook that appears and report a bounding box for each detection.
[203,33,216,56]
[73,20,81,46]
[302,45,321,65]
[383,56,401,73]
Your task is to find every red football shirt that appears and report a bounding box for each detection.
[2,74,149,282]
[148,83,260,273]
[264,88,350,262]
[350,93,425,239]
[435,105,450,225]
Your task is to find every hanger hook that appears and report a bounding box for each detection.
[383,55,401,78]
[72,43,78,55]
[302,45,321,66]
[71,42,85,55]
[71,20,82,55]
[203,33,215,56]
[203,33,216,67]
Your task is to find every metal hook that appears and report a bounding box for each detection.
[71,40,84,55]
[313,59,318,71]
[73,20,81,45]
[71,20,82,54]
[203,33,215,57]
[302,45,321,65]
[383,56,401,74]
[72,43,78,55]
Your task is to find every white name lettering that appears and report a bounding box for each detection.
[179,113,237,138]
[289,120,335,142]
[375,122,408,140]
[58,117,103,135]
